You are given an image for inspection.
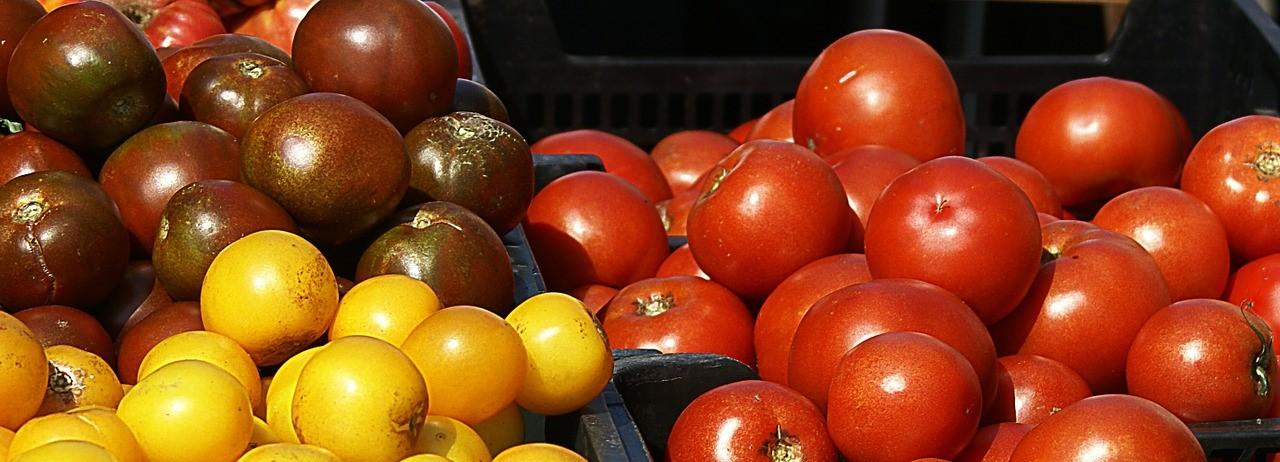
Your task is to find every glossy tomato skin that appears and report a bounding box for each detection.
[668,380,837,462]
[293,0,457,132]
[1180,115,1280,262]
[180,52,310,139]
[524,171,668,291]
[1008,394,1206,462]
[1015,77,1185,207]
[14,305,114,364]
[654,243,709,280]
[0,0,44,119]
[955,423,1033,462]
[687,140,852,300]
[1227,253,1280,352]
[728,118,757,143]
[650,130,738,195]
[986,354,1091,425]
[753,253,870,385]
[746,100,794,143]
[827,332,982,462]
[0,130,90,185]
[1093,186,1231,301]
[602,276,754,365]
[116,301,203,384]
[990,221,1170,393]
[531,130,673,203]
[424,1,471,79]
[1126,299,1275,423]
[144,0,226,49]
[567,284,616,316]
[788,278,996,411]
[977,156,1064,218]
[228,0,318,55]
[161,33,292,102]
[827,145,920,229]
[865,156,1041,324]
[794,29,964,161]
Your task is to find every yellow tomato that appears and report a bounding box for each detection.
[471,404,523,455]
[293,336,427,462]
[8,406,143,462]
[137,330,264,416]
[400,455,451,462]
[265,347,322,444]
[401,306,527,425]
[0,427,13,461]
[237,443,340,462]
[506,293,612,415]
[331,275,442,346]
[37,346,123,415]
[117,360,253,462]
[249,417,280,451]
[413,415,491,462]
[201,230,340,366]
[120,384,131,395]
[0,312,47,430]
[493,443,586,462]
[9,440,115,462]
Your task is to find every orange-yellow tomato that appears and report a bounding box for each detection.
[493,443,586,462]
[38,346,123,415]
[413,415,491,462]
[265,347,322,444]
[249,416,281,451]
[401,306,527,425]
[9,440,115,462]
[0,427,14,461]
[401,455,452,462]
[117,360,254,462]
[471,404,524,454]
[201,230,340,366]
[237,443,341,462]
[293,336,427,462]
[137,330,264,416]
[0,312,47,430]
[506,293,611,415]
[331,274,443,346]
[8,406,144,462]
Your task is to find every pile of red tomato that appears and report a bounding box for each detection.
[523,28,1280,462]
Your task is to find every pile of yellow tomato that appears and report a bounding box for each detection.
[0,230,613,462]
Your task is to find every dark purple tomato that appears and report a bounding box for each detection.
[14,305,114,364]
[92,260,172,338]
[453,79,509,124]
[161,33,292,102]
[0,129,90,185]
[180,52,309,139]
[0,0,44,118]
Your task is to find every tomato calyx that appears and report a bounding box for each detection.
[1242,301,1274,397]
[632,292,676,317]
[0,118,22,135]
[14,192,48,224]
[118,2,158,26]
[760,425,804,462]
[235,58,266,79]
[702,166,729,200]
[410,209,463,232]
[46,360,83,403]
[1247,144,1280,181]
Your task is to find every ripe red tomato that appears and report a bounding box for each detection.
[1180,115,1280,262]
[531,129,673,203]
[524,171,668,291]
[788,278,996,411]
[1008,394,1206,462]
[423,1,471,80]
[567,284,616,316]
[826,145,919,230]
[657,190,697,237]
[668,380,837,462]
[1126,298,1275,422]
[1037,213,1059,226]
[602,276,754,364]
[827,331,982,462]
[955,423,1032,462]
[1093,186,1231,301]
[728,118,757,143]
[977,156,1063,218]
[746,100,794,143]
[865,156,1041,324]
[1226,253,1280,351]
[794,29,964,161]
[228,0,318,54]
[686,140,851,300]
[655,244,708,280]
[753,253,870,385]
[986,354,1091,425]
[143,0,226,48]
[990,221,1171,393]
[1015,77,1185,207]
[651,130,739,195]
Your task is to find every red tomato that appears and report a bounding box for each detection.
[1036,213,1058,226]
[229,0,319,54]
[668,380,837,462]
[144,0,226,48]
[655,244,708,280]
[1008,395,1206,462]
[728,118,757,143]
[602,276,754,364]
[567,284,616,316]
[827,145,919,230]
[1226,253,1280,351]
[423,1,471,80]
[746,100,794,143]
[788,278,996,411]
[1014,77,1185,207]
[686,140,851,300]
[865,156,1041,324]
[531,129,672,203]
[986,354,1091,425]
[657,190,697,237]
[827,331,981,462]
[990,221,1171,393]
[1126,298,1275,422]
[753,253,870,385]
[524,171,668,291]
[1093,186,1231,301]
[793,29,964,161]
[1180,115,1280,262]
[650,130,738,195]
[955,423,1032,462]
[976,156,1063,218]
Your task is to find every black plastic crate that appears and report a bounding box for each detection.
[465,0,1280,152]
